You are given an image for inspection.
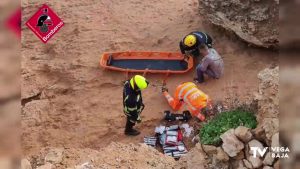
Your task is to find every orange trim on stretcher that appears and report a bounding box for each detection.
[99,51,194,74]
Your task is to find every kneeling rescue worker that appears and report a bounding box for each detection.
[123,75,149,136]
[162,82,212,121]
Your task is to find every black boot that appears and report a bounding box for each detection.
[125,119,140,136]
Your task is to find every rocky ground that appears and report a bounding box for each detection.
[198,0,279,49]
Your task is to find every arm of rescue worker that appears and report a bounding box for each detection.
[163,91,183,111]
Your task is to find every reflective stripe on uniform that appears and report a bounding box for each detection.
[124,95,129,102]
[165,94,173,102]
[124,106,138,113]
[178,83,194,99]
[136,95,140,102]
[183,88,198,111]
[183,88,198,102]
[127,106,137,111]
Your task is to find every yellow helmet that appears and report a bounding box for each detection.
[130,75,149,90]
[184,35,196,47]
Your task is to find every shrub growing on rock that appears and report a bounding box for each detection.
[199,109,257,145]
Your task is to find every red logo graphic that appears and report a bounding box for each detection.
[26,4,64,43]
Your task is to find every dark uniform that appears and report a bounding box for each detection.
[123,80,144,135]
[179,31,213,57]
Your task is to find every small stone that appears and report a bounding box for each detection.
[235,126,253,143]
[202,145,218,155]
[263,152,274,166]
[45,148,64,164]
[243,159,253,169]
[21,159,32,169]
[248,156,263,168]
[220,129,244,157]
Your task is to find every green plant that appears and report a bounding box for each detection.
[199,109,257,145]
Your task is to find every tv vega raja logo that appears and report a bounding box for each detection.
[251,146,289,158]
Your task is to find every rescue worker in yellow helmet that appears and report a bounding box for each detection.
[179,31,213,58]
[123,75,149,136]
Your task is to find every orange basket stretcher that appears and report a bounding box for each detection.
[99,51,193,74]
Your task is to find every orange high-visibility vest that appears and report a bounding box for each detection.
[175,82,210,111]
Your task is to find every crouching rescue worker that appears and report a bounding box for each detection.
[180,31,213,58]
[194,43,224,83]
[162,82,212,121]
[123,75,149,136]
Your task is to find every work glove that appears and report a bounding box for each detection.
[161,86,168,93]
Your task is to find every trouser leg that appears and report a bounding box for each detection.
[190,108,206,121]
[196,65,217,82]
[196,64,205,83]
[125,117,135,132]
[205,67,217,79]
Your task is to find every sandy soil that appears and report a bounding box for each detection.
[21,0,278,156]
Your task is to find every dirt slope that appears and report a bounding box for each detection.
[21,0,278,156]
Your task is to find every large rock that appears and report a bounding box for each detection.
[271,133,279,148]
[215,147,229,162]
[248,156,263,168]
[243,159,253,169]
[248,139,264,156]
[45,148,64,164]
[255,67,279,145]
[202,145,218,155]
[257,67,279,121]
[263,152,275,166]
[232,160,247,169]
[198,0,279,48]
[210,155,230,169]
[233,151,245,160]
[179,143,208,169]
[220,129,244,157]
[235,126,253,143]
